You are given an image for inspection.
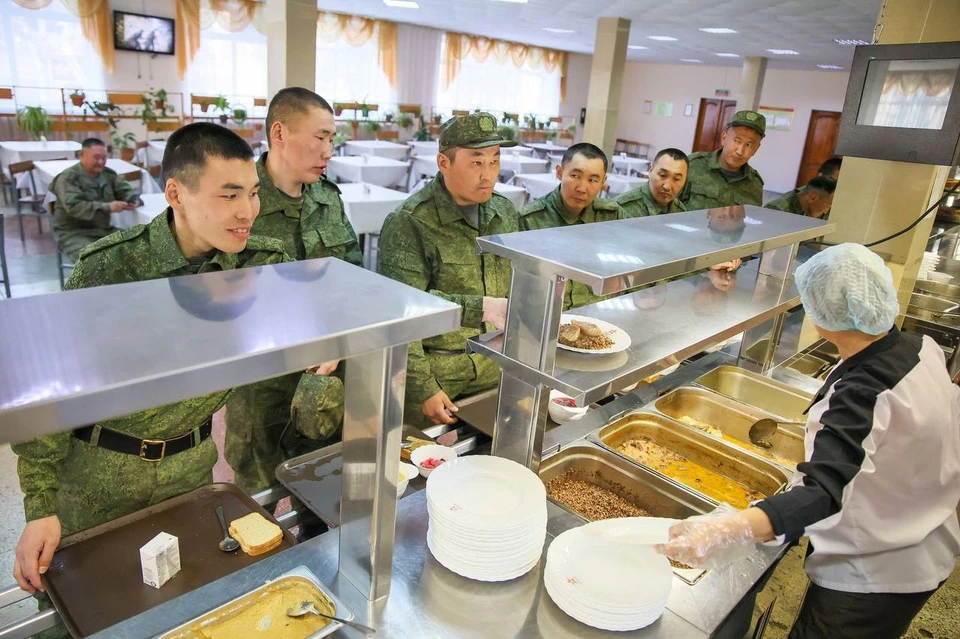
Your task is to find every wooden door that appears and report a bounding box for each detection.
[796,110,841,187]
[692,98,737,153]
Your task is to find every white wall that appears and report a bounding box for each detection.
[560,53,592,143]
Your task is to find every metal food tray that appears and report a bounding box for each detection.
[276,443,343,529]
[784,353,833,378]
[693,365,814,423]
[656,386,805,466]
[591,412,790,507]
[42,483,296,638]
[158,565,352,639]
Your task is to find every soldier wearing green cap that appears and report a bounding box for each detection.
[378,112,518,427]
[681,110,766,211]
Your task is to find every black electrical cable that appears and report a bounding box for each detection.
[863,179,960,248]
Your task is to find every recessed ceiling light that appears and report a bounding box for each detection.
[492,0,528,3]
[681,58,702,63]
[714,52,739,57]
[699,28,738,34]
[767,49,800,55]
[628,45,648,50]
[383,0,418,7]
[543,27,574,34]
[818,64,844,70]
[648,36,678,41]
[833,38,869,46]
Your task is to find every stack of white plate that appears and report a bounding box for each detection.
[426,455,547,582]
[544,518,674,631]
[919,252,941,280]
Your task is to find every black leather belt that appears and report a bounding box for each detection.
[73,419,213,462]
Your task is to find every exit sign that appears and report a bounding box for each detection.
[715,89,730,97]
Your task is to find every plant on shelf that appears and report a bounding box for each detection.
[153,88,168,110]
[566,123,578,137]
[413,124,431,141]
[213,95,231,123]
[546,129,558,141]
[397,113,415,129]
[360,96,374,119]
[333,132,351,147]
[497,124,517,142]
[232,107,248,126]
[383,111,395,124]
[432,113,443,125]
[112,130,137,161]
[15,106,52,140]
[524,113,538,130]
[363,120,381,134]
[69,89,85,107]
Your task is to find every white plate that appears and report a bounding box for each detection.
[426,456,545,527]
[558,314,632,354]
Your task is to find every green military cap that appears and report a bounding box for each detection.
[726,110,766,138]
[439,112,518,152]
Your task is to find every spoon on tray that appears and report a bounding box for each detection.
[215,505,239,553]
[286,601,376,634]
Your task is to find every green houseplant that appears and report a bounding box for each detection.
[153,88,167,110]
[69,89,85,107]
[362,120,381,134]
[213,95,231,123]
[232,107,248,126]
[397,113,415,129]
[16,106,52,140]
[497,124,517,142]
[383,111,395,124]
[112,131,137,161]
[413,124,431,141]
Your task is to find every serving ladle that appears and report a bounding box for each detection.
[286,601,376,634]
[748,418,804,449]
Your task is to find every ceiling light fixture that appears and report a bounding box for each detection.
[767,49,799,55]
[681,58,702,63]
[648,36,678,41]
[714,52,739,57]
[818,64,844,70]
[699,28,738,34]
[543,27,574,34]
[383,0,419,7]
[628,45,648,50]
[833,38,869,46]
[492,0,528,3]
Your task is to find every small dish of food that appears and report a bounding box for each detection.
[397,462,419,497]
[557,315,631,354]
[548,390,588,423]
[411,444,457,478]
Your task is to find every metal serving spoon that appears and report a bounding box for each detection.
[748,418,804,449]
[285,601,376,634]
[215,505,239,553]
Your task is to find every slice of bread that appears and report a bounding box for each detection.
[229,512,283,556]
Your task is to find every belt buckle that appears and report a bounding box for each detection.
[139,438,167,462]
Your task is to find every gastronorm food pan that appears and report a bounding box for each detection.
[656,386,805,466]
[785,353,832,378]
[693,365,814,423]
[592,412,790,508]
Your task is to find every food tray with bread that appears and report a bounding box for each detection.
[42,483,295,638]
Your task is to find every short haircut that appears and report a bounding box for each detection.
[652,147,689,166]
[161,122,254,189]
[266,87,334,133]
[803,176,837,195]
[561,143,608,173]
[81,137,106,149]
[818,157,842,177]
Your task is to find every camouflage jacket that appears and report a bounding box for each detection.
[764,189,804,215]
[377,173,518,404]
[51,163,136,233]
[251,153,362,266]
[519,187,626,310]
[615,182,686,218]
[681,150,764,211]
[11,210,288,521]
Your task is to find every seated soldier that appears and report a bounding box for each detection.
[765,176,836,220]
[50,138,141,262]
[12,123,287,603]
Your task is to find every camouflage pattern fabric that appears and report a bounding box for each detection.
[378,173,517,425]
[11,209,288,532]
[224,153,363,494]
[615,182,686,219]
[764,189,805,215]
[680,150,764,211]
[51,163,137,262]
[439,111,518,151]
[519,186,628,310]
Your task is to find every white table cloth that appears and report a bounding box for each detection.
[326,156,410,188]
[0,141,81,176]
[343,140,409,161]
[524,142,569,158]
[407,141,439,156]
[514,173,559,200]
[605,174,648,196]
[494,182,527,209]
[612,156,650,176]
[338,182,407,236]
[25,159,162,196]
[112,193,168,230]
[133,141,166,167]
[500,155,549,176]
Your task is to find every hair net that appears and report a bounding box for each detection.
[794,243,898,335]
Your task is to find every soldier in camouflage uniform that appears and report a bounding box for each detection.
[681,110,767,211]
[50,138,142,262]
[378,112,517,427]
[764,176,836,220]
[519,143,627,310]
[616,148,689,218]
[224,88,362,495]
[12,124,287,614]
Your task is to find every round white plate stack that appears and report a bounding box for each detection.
[425,455,547,582]
[544,518,674,631]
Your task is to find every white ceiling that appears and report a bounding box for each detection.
[315,0,882,70]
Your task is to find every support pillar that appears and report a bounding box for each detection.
[582,17,631,158]
[737,56,768,111]
[265,0,317,96]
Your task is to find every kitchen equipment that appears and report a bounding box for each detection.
[286,600,376,634]
[748,418,805,449]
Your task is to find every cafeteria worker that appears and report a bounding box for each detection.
[658,244,960,639]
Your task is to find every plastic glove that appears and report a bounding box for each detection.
[482,296,508,330]
[655,504,757,570]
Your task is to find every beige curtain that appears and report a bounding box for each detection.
[317,12,398,88]
[443,32,569,102]
[378,21,398,89]
[883,70,955,97]
[57,0,115,73]
[203,0,264,33]
[11,0,54,8]
[176,0,202,79]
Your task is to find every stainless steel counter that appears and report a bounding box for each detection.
[94,489,784,639]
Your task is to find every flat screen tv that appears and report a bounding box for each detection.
[113,11,175,56]
[835,41,960,165]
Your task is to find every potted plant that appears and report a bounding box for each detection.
[363,120,381,134]
[566,123,577,137]
[213,95,231,124]
[432,113,443,125]
[153,88,167,110]
[497,124,517,142]
[16,106,52,140]
[524,113,537,130]
[397,113,415,130]
[232,107,248,127]
[112,131,137,161]
[414,124,431,142]
[69,89,85,107]
[546,129,558,142]
[383,111,395,124]
[333,132,351,147]
[139,100,158,127]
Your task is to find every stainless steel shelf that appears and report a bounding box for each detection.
[477,205,832,294]
[0,259,461,444]
[469,263,798,406]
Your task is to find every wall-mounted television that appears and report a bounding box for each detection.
[113,11,175,56]
[835,41,960,165]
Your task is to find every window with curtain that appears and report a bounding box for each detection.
[185,19,267,110]
[314,23,397,107]
[0,1,104,112]
[436,34,561,118]
[858,59,959,130]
